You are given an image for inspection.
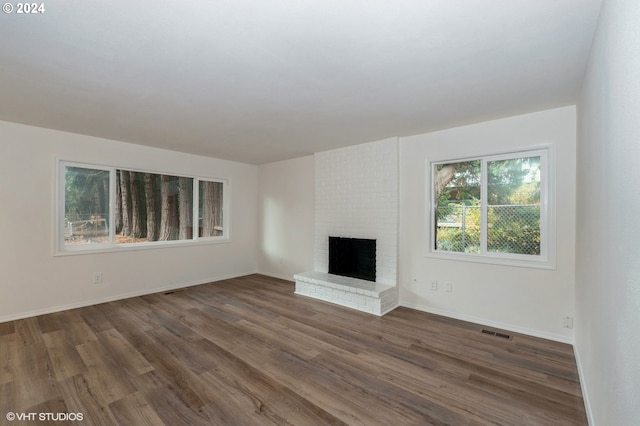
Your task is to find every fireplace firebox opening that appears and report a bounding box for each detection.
[328,236,376,282]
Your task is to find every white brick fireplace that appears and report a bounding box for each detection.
[294,137,399,315]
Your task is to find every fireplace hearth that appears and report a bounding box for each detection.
[294,236,397,316]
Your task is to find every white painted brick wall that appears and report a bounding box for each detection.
[314,138,399,286]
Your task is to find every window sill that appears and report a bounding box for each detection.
[54,237,231,256]
[425,250,556,270]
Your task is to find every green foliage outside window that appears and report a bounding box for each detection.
[434,155,542,256]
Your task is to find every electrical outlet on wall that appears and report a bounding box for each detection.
[445,282,453,293]
[93,272,103,284]
[562,316,574,329]
[430,280,438,291]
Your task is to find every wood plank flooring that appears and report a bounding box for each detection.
[0,274,588,425]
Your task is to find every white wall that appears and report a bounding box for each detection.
[399,106,577,341]
[258,156,315,280]
[314,138,399,285]
[576,0,640,424]
[0,120,259,321]
[261,112,578,341]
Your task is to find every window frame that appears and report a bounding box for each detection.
[56,160,230,255]
[427,147,555,269]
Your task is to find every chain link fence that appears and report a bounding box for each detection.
[436,204,540,255]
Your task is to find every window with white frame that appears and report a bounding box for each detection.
[430,149,552,266]
[59,162,228,252]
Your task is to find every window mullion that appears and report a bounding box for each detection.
[193,178,199,240]
[109,168,117,245]
[480,159,488,254]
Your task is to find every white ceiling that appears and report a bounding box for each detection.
[0,1,602,165]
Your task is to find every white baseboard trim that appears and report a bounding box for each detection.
[0,271,256,323]
[400,301,573,344]
[573,343,594,425]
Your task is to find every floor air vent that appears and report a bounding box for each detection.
[481,329,512,340]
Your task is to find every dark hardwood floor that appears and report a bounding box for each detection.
[0,274,587,425]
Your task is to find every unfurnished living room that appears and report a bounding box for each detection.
[0,1,638,425]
